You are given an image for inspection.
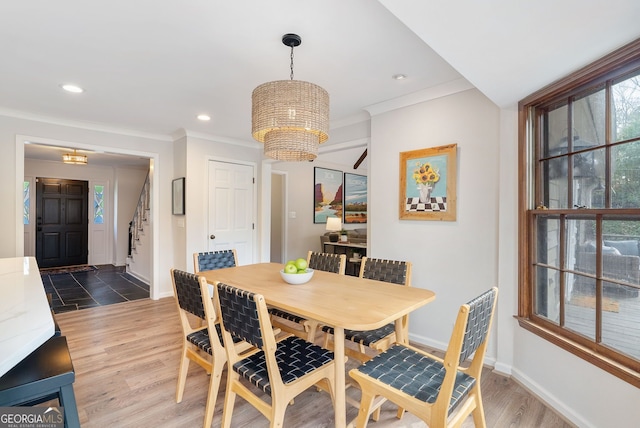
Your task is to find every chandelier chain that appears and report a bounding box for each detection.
[290,45,295,80]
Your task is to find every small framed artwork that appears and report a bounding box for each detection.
[172,177,185,215]
[314,167,343,223]
[343,173,367,224]
[399,143,457,221]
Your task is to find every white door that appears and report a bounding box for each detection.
[208,160,255,265]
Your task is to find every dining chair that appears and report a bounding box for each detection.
[214,281,336,427]
[322,257,413,363]
[193,249,238,273]
[269,250,346,342]
[170,268,250,428]
[349,287,499,428]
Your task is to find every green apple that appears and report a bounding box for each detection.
[284,263,297,274]
[294,258,308,271]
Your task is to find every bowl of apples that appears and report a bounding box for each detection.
[280,258,314,285]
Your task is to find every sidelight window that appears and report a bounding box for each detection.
[94,185,104,224]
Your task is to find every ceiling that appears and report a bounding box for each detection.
[5,1,640,167]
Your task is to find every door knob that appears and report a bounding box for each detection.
[210,235,216,240]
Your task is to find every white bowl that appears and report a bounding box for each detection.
[280,268,314,285]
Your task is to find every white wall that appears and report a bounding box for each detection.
[2,114,175,299]
[495,105,518,375]
[369,88,500,355]
[513,328,640,427]
[171,135,188,271]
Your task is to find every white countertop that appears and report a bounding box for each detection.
[0,257,54,378]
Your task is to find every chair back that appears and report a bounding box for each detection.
[431,286,498,419]
[348,287,499,427]
[360,257,411,286]
[193,249,238,273]
[216,283,264,349]
[458,287,497,364]
[171,269,206,320]
[307,250,346,275]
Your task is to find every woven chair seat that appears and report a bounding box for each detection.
[322,323,396,347]
[357,345,476,414]
[187,324,244,355]
[187,329,214,355]
[268,308,306,324]
[233,336,334,396]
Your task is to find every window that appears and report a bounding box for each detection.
[23,181,29,225]
[519,39,640,387]
[94,184,104,224]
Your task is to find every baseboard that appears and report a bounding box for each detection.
[155,291,174,299]
[510,367,589,428]
[125,269,150,285]
[408,332,447,352]
[493,361,513,376]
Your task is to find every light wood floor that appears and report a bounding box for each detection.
[54,297,575,427]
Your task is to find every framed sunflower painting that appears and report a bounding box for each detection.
[399,144,457,221]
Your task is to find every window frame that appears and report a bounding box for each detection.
[518,38,640,388]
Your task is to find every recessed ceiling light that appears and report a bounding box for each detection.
[392,74,407,80]
[61,84,84,93]
[197,114,211,121]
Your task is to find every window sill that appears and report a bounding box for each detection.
[516,316,640,388]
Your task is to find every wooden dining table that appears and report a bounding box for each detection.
[199,262,436,428]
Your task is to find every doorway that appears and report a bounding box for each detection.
[270,171,286,263]
[19,138,160,299]
[36,177,89,268]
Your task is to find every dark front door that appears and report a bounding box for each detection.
[36,178,89,268]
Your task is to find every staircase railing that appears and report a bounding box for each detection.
[129,172,150,256]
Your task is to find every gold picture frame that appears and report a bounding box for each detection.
[399,144,457,221]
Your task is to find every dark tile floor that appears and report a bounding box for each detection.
[41,265,150,314]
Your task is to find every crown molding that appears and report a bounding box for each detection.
[330,111,371,130]
[0,107,172,141]
[364,77,475,116]
[174,128,259,148]
[319,137,368,154]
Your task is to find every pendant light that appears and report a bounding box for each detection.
[62,149,88,165]
[252,33,329,161]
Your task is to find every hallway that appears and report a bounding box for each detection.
[41,265,149,314]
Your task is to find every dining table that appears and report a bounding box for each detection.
[199,262,436,428]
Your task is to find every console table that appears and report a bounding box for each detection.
[0,257,55,377]
[322,242,367,276]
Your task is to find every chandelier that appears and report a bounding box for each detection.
[62,149,87,165]
[252,33,329,161]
